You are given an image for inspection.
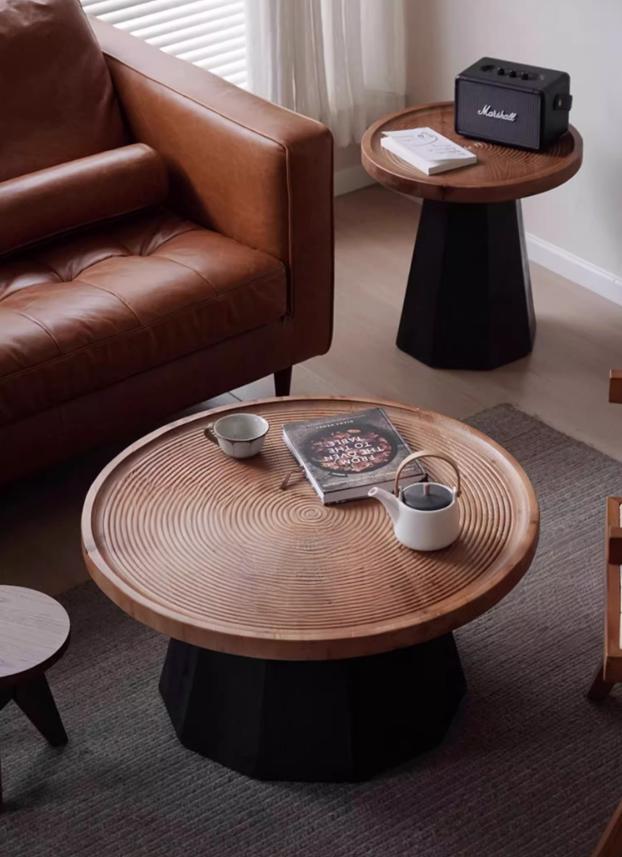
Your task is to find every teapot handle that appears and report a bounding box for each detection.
[394,450,461,497]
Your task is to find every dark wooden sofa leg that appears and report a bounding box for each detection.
[587,663,615,701]
[274,367,293,396]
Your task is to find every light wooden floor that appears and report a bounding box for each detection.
[240,186,622,459]
[2,184,622,595]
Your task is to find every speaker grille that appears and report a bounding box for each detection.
[456,81,541,149]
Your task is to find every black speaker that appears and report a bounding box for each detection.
[455,57,572,151]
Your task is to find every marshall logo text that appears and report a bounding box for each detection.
[477,104,518,122]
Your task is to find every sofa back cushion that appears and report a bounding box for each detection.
[0,144,169,256]
[0,0,128,182]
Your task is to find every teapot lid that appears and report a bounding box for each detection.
[401,482,454,511]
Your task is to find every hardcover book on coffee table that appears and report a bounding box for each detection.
[282,407,426,504]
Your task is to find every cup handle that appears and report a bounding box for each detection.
[393,450,461,497]
[204,424,218,445]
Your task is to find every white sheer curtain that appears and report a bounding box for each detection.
[245,0,406,146]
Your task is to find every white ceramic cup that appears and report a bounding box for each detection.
[204,413,269,459]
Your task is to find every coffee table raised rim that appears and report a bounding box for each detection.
[82,395,539,662]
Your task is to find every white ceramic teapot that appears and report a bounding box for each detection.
[368,450,462,551]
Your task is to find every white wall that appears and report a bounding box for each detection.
[405,0,622,284]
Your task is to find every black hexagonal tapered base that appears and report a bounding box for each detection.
[397,199,536,369]
[159,634,466,782]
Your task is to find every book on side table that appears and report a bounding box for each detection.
[282,407,426,504]
[381,127,477,175]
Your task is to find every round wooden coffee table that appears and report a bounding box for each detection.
[82,396,539,781]
[361,102,583,369]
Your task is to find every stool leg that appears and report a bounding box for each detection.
[0,689,10,811]
[587,663,615,701]
[13,675,67,746]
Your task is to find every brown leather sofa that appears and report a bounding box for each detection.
[0,0,333,485]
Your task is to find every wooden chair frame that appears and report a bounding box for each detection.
[587,371,622,856]
[587,496,622,700]
[588,371,622,700]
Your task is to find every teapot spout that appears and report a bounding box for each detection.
[368,486,401,526]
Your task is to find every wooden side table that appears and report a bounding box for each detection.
[361,102,582,370]
[0,586,70,809]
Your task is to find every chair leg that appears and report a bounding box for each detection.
[13,675,68,747]
[274,366,293,396]
[591,799,622,857]
[587,663,615,701]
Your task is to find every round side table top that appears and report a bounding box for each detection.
[0,586,70,688]
[361,102,582,203]
[82,397,539,661]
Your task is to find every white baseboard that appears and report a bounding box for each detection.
[525,232,622,307]
[334,164,375,196]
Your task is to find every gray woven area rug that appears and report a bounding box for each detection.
[1,404,622,857]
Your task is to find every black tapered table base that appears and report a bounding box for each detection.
[159,633,466,782]
[397,199,536,370]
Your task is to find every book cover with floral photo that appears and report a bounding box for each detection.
[282,407,425,504]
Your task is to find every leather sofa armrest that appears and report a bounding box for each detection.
[93,20,334,358]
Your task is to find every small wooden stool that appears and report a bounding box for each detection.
[0,586,70,809]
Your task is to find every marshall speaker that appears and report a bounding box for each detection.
[455,57,572,150]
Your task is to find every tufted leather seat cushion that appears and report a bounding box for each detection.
[0,208,287,425]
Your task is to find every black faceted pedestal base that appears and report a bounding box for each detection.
[159,634,467,782]
[397,198,536,370]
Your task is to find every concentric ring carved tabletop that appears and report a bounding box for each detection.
[361,102,582,203]
[82,397,539,660]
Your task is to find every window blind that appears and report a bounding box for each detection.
[81,0,247,88]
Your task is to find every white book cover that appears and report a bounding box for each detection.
[381,127,477,176]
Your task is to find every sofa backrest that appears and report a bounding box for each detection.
[0,0,128,182]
